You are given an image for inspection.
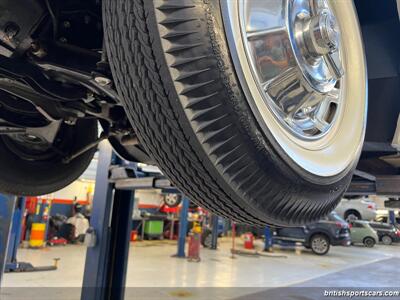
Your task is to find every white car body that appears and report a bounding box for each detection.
[335,197,378,221]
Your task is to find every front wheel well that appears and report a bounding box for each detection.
[363,236,376,243]
[344,209,362,220]
[308,232,330,245]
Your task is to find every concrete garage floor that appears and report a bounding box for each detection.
[2,238,400,299]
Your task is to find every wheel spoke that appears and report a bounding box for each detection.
[265,67,327,117]
[293,92,326,116]
[327,88,340,104]
[247,27,286,41]
[311,95,335,132]
[324,51,344,80]
[312,115,330,133]
[264,67,306,114]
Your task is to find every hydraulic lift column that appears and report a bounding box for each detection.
[210,214,219,250]
[264,226,273,252]
[389,210,396,225]
[5,198,25,272]
[82,140,191,300]
[0,195,16,284]
[81,141,135,300]
[176,197,190,258]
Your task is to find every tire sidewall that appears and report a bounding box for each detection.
[363,237,375,248]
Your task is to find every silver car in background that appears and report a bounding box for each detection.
[335,197,378,221]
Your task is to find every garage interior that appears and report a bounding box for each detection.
[0,0,400,300]
[1,140,400,300]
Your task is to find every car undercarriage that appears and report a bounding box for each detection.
[0,0,152,166]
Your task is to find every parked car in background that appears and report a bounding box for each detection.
[369,222,400,245]
[335,197,377,221]
[273,212,351,255]
[201,218,226,249]
[375,210,400,230]
[349,220,379,248]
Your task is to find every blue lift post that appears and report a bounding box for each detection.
[81,141,135,300]
[82,140,181,300]
[5,198,25,272]
[389,210,396,225]
[210,214,219,250]
[3,196,56,273]
[0,195,16,284]
[264,226,273,252]
[176,197,190,258]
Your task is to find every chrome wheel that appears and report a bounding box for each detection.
[222,0,367,177]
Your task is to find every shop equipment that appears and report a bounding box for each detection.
[81,141,189,300]
[3,197,57,273]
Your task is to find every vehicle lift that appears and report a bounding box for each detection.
[264,227,273,252]
[6,197,32,272]
[0,140,222,300]
[1,196,57,276]
[0,194,15,283]
[175,197,190,258]
[81,141,193,300]
[210,214,219,250]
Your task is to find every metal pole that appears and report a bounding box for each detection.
[210,214,219,250]
[264,226,273,252]
[389,210,396,225]
[170,219,175,240]
[82,141,115,300]
[231,222,236,259]
[176,196,189,258]
[0,195,16,284]
[106,189,134,300]
[6,198,25,270]
[82,141,135,300]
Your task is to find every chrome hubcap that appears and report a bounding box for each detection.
[304,8,340,55]
[242,0,344,140]
[221,0,367,177]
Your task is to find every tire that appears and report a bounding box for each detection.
[163,194,182,208]
[0,119,97,196]
[310,234,330,255]
[103,0,367,225]
[345,210,362,222]
[381,235,393,246]
[201,229,212,248]
[363,237,375,248]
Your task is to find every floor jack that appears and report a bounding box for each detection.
[4,197,58,273]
